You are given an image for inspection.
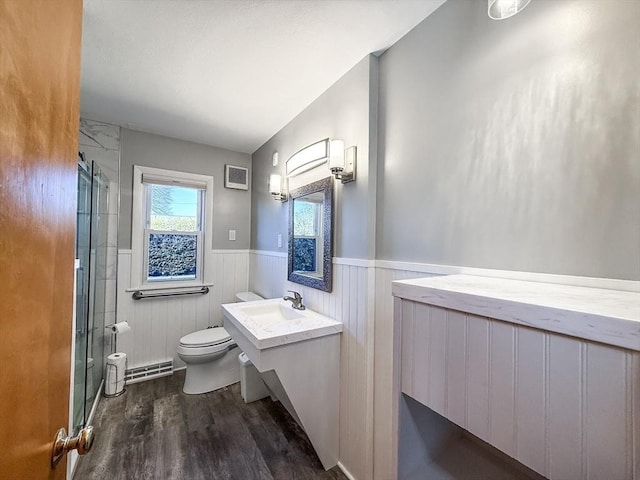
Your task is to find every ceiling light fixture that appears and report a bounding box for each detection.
[488,0,532,20]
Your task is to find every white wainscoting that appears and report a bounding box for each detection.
[116,247,639,480]
[249,251,374,480]
[399,301,639,480]
[117,249,249,369]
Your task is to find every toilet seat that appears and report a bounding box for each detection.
[178,327,235,356]
[179,327,231,348]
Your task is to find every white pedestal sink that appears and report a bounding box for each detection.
[222,298,342,470]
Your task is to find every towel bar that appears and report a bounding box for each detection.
[132,286,209,300]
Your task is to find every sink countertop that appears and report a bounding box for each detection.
[222,298,342,350]
[392,274,640,351]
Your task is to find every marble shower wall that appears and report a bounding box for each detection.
[79,118,121,330]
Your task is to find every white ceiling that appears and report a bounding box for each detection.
[81,0,444,154]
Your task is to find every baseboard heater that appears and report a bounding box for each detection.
[125,360,173,384]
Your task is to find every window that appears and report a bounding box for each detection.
[131,166,213,288]
[144,184,203,282]
[292,194,323,274]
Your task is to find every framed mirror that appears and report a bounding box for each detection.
[288,177,333,292]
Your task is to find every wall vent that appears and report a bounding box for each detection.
[125,360,173,384]
[224,164,249,190]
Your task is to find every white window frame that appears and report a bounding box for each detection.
[131,165,214,290]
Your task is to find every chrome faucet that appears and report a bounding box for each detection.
[283,290,306,310]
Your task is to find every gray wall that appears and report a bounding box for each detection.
[251,55,378,259]
[377,0,640,280]
[119,128,252,249]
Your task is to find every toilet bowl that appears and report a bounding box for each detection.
[177,327,239,394]
[177,291,264,395]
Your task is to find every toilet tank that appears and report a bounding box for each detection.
[235,291,264,302]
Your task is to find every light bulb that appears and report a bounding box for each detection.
[269,174,282,194]
[329,139,345,171]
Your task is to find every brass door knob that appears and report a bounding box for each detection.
[51,426,95,467]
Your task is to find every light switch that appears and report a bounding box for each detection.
[277,233,282,248]
[228,229,236,241]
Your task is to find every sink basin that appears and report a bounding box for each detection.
[240,302,305,322]
[221,298,342,349]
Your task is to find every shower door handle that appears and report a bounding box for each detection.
[51,426,95,467]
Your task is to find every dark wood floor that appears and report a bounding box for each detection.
[74,371,347,480]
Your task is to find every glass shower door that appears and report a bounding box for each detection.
[85,161,109,418]
[73,160,92,434]
[72,158,110,434]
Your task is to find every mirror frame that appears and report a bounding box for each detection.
[288,176,334,292]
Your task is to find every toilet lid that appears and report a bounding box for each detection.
[179,327,231,347]
[236,291,264,302]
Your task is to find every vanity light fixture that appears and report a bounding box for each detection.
[328,139,356,184]
[286,139,329,177]
[488,0,532,20]
[269,173,287,202]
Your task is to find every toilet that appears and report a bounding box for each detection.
[235,291,264,302]
[176,291,264,394]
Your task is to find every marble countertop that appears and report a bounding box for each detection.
[222,298,342,350]
[392,274,640,351]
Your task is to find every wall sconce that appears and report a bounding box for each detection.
[269,173,287,202]
[488,0,532,20]
[328,139,356,184]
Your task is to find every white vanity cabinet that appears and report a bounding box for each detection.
[392,275,639,480]
[222,299,342,471]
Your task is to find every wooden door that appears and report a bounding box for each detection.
[0,0,83,478]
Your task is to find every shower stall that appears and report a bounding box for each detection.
[73,154,110,434]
